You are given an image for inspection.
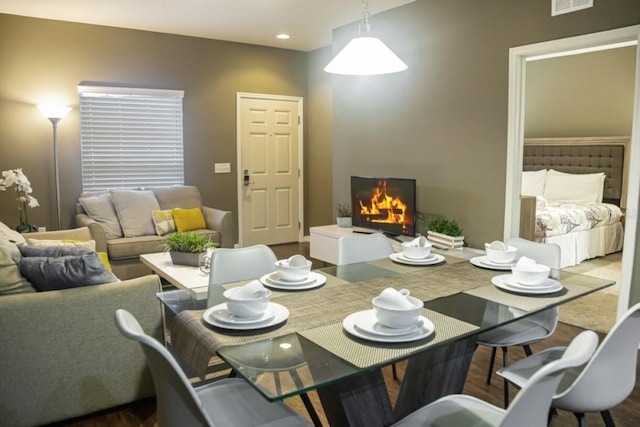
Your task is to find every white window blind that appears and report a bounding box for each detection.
[79,85,185,191]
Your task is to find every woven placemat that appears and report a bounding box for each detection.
[298,309,479,368]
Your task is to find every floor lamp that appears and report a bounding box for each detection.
[37,104,71,230]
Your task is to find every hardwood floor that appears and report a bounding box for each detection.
[51,243,640,427]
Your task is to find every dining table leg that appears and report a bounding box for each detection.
[315,368,395,427]
[393,335,478,420]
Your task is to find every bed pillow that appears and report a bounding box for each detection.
[111,190,160,237]
[543,170,606,204]
[18,252,118,292]
[152,209,177,236]
[172,207,207,232]
[79,193,124,239]
[521,169,547,196]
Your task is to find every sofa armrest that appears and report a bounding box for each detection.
[75,213,108,253]
[202,206,233,248]
[0,275,163,426]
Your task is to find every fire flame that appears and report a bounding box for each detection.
[358,180,409,230]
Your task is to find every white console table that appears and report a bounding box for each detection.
[309,224,410,265]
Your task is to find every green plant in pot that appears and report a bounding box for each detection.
[426,218,464,249]
[336,202,352,228]
[165,231,216,266]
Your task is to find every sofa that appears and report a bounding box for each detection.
[0,227,163,427]
[75,185,233,279]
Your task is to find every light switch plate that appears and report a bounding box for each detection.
[214,163,231,173]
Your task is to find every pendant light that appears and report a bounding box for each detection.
[324,0,408,76]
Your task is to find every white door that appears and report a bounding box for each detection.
[237,93,303,247]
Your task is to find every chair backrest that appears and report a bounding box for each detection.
[337,233,394,265]
[114,309,213,427]
[506,237,561,279]
[207,244,277,307]
[553,302,640,412]
[500,330,599,427]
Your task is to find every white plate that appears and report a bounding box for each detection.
[492,274,564,295]
[260,272,327,290]
[203,302,289,330]
[210,304,276,325]
[353,310,424,337]
[389,252,445,266]
[470,256,515,271]
[343,310,435,343]
[266,272,316,285]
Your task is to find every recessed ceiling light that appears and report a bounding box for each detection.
[276,33,290,40]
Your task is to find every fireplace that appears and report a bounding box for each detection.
[350,176,417,237]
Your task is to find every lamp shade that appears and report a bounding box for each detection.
[37,104,72,120]
[324,36,408,76]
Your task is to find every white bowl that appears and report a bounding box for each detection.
[511,264,551,286]
[372,295,423,328]
[486,245,518,264]
[275,259,312,281]
[223,287,271,318]
[401,241,432,259]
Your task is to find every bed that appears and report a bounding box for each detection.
[519,136,628,268]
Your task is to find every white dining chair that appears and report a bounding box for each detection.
[206,244,277,307]
[393,330,598,427]
[498,302,640,427]
[114,309,310,427]
[337,232,394,265]
[476,237,561,407]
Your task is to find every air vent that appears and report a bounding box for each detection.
[552,0,593,16]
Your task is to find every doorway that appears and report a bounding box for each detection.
[236,93,304,247]
[504,25,640,319]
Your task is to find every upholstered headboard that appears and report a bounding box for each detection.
[523,136,629,206]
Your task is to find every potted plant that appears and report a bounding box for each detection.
[426,218,464,249]
[165,231,216,266]
[336,202,352,228]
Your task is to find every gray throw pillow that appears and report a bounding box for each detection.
[19,245,93,258]
[79,193,124,239]
[18,252,118,292]
[111,190,160,237]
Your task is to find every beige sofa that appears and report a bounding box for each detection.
[0,227,163,427]
[76,185,233,279]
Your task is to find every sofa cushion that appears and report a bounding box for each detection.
[111,190,160,238]
[172,207,207,232]
[107,230,219,260]
[0,243,35,295]
[152,209,176,236]
[151,185,202,210]
[79,193,124,239]
[18,252,118,291]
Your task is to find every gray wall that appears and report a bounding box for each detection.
[525,46,636,138]
[331,0,640,249]
[0,14,335,241]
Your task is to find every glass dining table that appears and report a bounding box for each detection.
[156,248,614,427]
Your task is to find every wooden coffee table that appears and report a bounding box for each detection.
[140,252,210,299]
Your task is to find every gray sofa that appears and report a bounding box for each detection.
[76,185,233,279]
[0,227,163,427]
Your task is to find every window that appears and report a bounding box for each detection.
[78,85,185,191]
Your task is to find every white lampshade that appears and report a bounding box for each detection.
[324,36,408,76]
[37,104,72,120]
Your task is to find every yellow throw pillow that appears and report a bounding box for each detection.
[152,209,176,236]
[172,207,207,232]
[98,251,113,273]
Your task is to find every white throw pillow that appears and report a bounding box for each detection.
[543,169,606,204]
[111,190,160,237]
[521,170,547,196]
[79,193,124,239]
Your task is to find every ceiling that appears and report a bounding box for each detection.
[0,0,415,52]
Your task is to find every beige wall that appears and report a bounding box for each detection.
[0,14,328,242]
[525,46,636,138]
[330,0,640,249]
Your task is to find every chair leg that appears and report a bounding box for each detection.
[523,344,533,356]
[502,347,509,409]
[547,407,557,424]
[601,410,616,427]
[486,347,497,385]
[574,412,586,427]
[392,363,398,380]
[290,369,323,427]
